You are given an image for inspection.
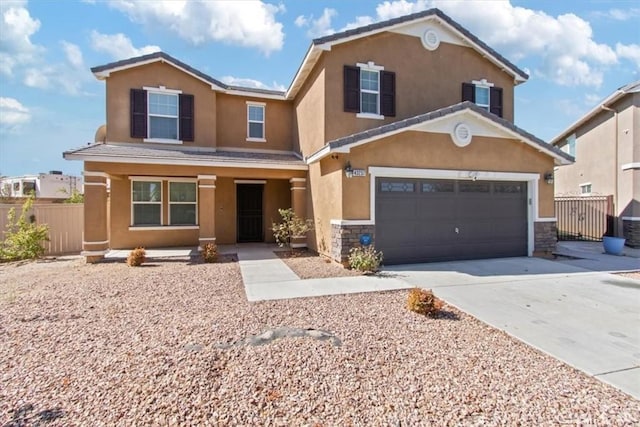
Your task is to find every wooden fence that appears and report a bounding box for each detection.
[555,196,613,242]
[0,204,84,255]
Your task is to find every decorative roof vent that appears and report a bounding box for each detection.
[422,28,440,51]
[452,123,472,147]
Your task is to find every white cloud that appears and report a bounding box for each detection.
[294,15,308,27]
[593,8,640,21]
[341,16,375,31]
[584,93,602,106]
[0,1,42,75]
[220,75,286,92]
[106,0,285,55]
[23,41,90,95]
[0,97,30,130]
[616,43,640,69]
[343,0,621,87]
[90,31,160,60]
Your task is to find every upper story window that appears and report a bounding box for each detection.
[344,63,395,119]
[564,134,577,158]
[247,102,265,142]
[580,183,592,196]
[148,92,178,140]
[130,87,194,143]
[462,79,503,118]
[360,66,380,115]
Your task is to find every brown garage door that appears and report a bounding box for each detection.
[375,178,528,264]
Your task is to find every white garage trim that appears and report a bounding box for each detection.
[368,166,541,256]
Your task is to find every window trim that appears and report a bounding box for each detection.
[131,179,163,227]
[168,180,198,226]
[143,86,183,144]
[357,62,384,120]
[246,101,266,142]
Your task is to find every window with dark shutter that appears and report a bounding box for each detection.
[461,82,475,103]
[130,89,147,138]
[344,65,360,112]
[179,94,194,141]
[380,71,396,117]
[489,87,503,118]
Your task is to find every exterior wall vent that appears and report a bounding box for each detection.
[452,123,472,147]
[422,29,440,51]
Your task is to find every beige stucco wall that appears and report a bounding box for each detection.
[105,62,217,147]
[320,32,516,146]
[216,93,294,152]
[305,159,343,254]
[554,93,639,217]
[294,56,326,157]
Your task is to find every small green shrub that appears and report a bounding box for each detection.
[63,189,84,204]
[348,245,383,273]
[271,208,314,249]
[126,247,146,267]
[407,288,444,316]
[201,242,218,263]
[0,195,49,262]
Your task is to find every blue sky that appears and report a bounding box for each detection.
[0,0,638,177]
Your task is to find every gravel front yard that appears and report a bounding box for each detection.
[277,249,362,279]
[1,257,638,425]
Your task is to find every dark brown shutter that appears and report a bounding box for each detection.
[130,89,147,138]
[490,87,503,117]
[461,82,475,103]
[380,70,396,117]
[179,93,194,141]
[344,65,360,112]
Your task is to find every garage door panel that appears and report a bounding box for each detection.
[376,178,528,264]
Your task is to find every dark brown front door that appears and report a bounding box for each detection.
[237,184,264,242]
[376,178,528,264]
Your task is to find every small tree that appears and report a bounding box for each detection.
[63,189,84,204]
[0,195,50,261]
[272,208,314,250]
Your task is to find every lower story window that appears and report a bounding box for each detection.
[580,183,592,195]
[169,181,197,225]
[132,181,162,226]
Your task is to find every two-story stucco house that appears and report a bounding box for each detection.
[64,8,572,264]
[551,81,639,247]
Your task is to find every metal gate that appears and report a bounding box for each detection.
[555,196,613,241]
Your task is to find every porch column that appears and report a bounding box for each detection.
[198,175,217,249]
[290,178,307,248]
[82,171,109,263]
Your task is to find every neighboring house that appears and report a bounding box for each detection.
[0,172,83,200]
[551,81,639,247]
[64,8,572,264]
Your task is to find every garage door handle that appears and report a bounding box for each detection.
[455,227,459,234]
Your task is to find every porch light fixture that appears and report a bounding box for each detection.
[544,171,554,184]
[344,161,354,178]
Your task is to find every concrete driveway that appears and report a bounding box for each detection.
[384,257,640,399]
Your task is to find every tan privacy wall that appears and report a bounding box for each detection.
[0,204,84,255]
[321,32,516,145]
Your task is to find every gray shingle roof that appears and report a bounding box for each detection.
[91,52,285,96]
[314,101,572,163]
[313,8,529,81]
[64,143,306,168]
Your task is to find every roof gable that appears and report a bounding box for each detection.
[287,8,528,99]
[551,80,640,145]
[91,52,286,100]
[306,102,573,166]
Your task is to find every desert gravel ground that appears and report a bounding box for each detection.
[277,249,362,279]
[1,257,639,426]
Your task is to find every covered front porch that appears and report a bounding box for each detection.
[63,143,308,262]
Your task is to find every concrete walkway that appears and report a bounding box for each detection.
[231,244,411,302]
[555,241,639,272]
